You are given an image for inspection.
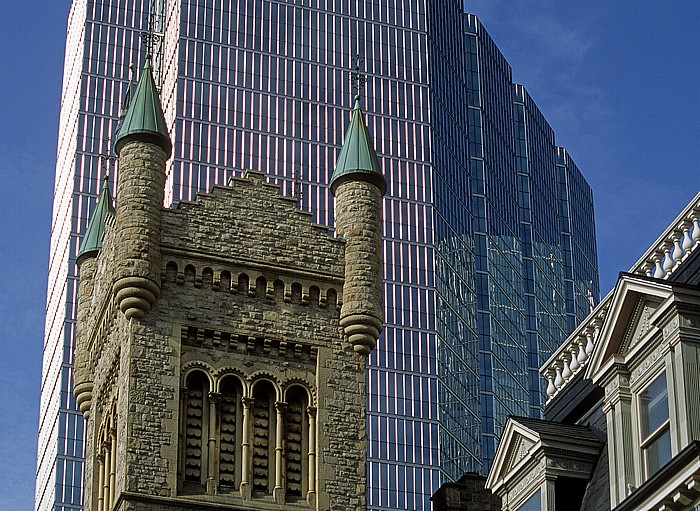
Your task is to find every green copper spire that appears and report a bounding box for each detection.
[114,57,172,157]
[77,177,115,266]
[330,95,386,196]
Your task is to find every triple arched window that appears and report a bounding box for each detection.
[179,369,316,505]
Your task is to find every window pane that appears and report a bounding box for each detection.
[517,490,541,511]
[640,372,669,438]
[645,428,672,474]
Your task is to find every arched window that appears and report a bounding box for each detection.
[218,376,243,492]
[182,371,209,491]
[165,261,178,283]
[220,271,232,292]
[178,372,316,503]
[251,381,276,495]
[256,276,267,301]
[238,273,249,295]
[285,386,309,501]
[94,400,118,511]
[184,265,196,284]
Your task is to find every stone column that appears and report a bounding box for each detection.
[177,386,187,491]
[74,257,96,419]
[274,401,287,504]
[112,140,166,319]
[109,433,116,508]
[207,392,220,495]
[96,455,105,511]
[102,444,111,511]
[240,397,254,499]
[307,406,317,507]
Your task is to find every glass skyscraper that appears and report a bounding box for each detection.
[460,16,599,479]
[38,3,597,511]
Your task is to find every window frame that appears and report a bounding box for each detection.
[636,370,672,479]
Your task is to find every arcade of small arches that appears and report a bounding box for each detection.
[179,366,317,505]
[163,260,340,309]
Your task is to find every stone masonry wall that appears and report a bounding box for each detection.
[113,141,166,283]
[82,170,370,511]
[122,320,180,496]
[161,170,344,277]
[333,180,383,323]
[333,180,384,354]
[316,341,368,510]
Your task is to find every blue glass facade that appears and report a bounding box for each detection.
[464,14,527,475]
[41,3,598,511]
[556,147,599,332]
[461,14,598,477]
[513,85,568,418]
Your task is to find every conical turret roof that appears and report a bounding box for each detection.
[114,57,172,157]
[330,96,386,196]
[77,176,115,266]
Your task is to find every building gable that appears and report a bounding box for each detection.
[585,275,673,382]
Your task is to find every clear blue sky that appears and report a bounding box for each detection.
[0,0,698,509]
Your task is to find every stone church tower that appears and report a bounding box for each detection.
[73,58,385,511]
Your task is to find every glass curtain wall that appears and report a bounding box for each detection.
[556,147,599,331]
[464,14,526,474]
[513,84,567,416]
[462,15,599,474]
[431,0,478,491]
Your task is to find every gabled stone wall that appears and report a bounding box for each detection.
[78,170,371,511]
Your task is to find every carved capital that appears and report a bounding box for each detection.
[604,372,631,404]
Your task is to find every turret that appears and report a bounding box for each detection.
[330,95,386,355]
[112,56,172,319]
[74,176,115,419]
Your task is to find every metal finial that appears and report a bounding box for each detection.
[140,31,161,56]
[119,63,137,121]
[140,2,163,59]
[350,54,367,96]
[294,166,304,209]
[100,139,118,170]
[100,153,117,171]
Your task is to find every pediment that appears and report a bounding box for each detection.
[586,274,673,383]
[486,417,603,494]
[620,297,661,353]
[504,432,536,473]
[486,419,540,491]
